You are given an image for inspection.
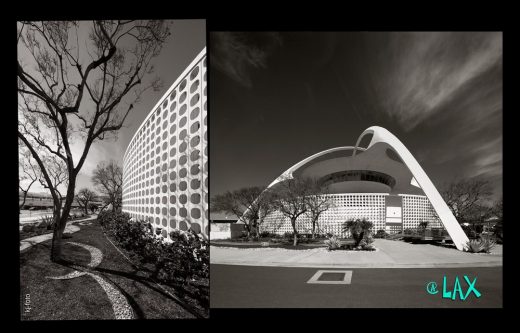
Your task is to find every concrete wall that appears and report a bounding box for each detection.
[210,223,246,239]
[261,193,441,237]
[122,48,208,241]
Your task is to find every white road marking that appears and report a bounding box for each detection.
[307,270,353,284]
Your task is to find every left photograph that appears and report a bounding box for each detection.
[18,20,208,319]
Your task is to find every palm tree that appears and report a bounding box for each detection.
[342,218,373,247]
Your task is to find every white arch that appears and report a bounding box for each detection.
[353,126,469,251]
[268,146,365,187]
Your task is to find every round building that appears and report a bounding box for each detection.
[122,48,208,240]
[258,126,469,251]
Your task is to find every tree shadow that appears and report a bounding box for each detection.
[104,251,209,314]
[54,259,202,318]
[92,266,205,319]
[99,274,146,319]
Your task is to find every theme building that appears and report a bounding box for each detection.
[259,126,469,250]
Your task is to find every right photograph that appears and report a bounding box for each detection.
[209,32,503,308]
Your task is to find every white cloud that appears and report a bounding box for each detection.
[377,32,502,130]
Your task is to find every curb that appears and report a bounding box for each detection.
[210,261,503,269]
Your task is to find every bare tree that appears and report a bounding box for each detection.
[92,161,123,212]
[491,197,503,241]
[211,186,272,239]
[491,197,503,221]
[273,176,315,246]
[19,145,41,212]
[17,20,170,261]
[305,179,333,239]
[441,179,493,224]
[76,188,96,215]
[256,190,277,237]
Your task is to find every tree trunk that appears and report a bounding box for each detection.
[253,219,260,238]
[50,219,64,261]
[291,218,298,246]
[312,218,316,239]
[244,223,251,239]
[50,180,76,262]
[19,191,28,214]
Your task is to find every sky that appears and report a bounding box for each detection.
[209,32,503,202]
[18,19,205,195]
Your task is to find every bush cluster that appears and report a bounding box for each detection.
[259,231,278,238]
[98,211,209,284]
[324,235,341,251]
[374,229,388,239]
[465,237,496,254]
[342,218,373,247]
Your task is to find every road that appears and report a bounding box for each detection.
[210,265,502,308]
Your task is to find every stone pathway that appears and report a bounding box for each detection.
[46,241,134,319]
[20,215,97,252]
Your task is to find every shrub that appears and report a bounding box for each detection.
[492,220,503,243]
[461,224,479,239]
[479,237,496,253]
[365,233,375,245]
[465,239,484,253]
[39,215,54,229]
[155,230,209,283]
[22,224,36,232]
[97,211,209,285]
[324,235,341,251]
[98,211,160,263]
[356,232,375,250]
[283,231,294,240]
[374,229,388,239]
[465,237,496,253]
[312,233,328,239]
[259,231,276,238]
[360,244,376,251]
[342,218,373,246]
[418,221,429,229]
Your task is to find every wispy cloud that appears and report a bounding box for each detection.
[374,32,502,131]
[210,32,282,88]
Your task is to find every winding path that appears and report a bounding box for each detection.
[19,215,97,252]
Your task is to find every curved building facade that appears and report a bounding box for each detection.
[122,48,208,240]
[259,126,469,250]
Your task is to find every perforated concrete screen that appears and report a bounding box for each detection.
[261,193,440,237]
[122,48,208,240]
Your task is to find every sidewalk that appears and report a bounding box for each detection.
[20,215,97,252]
[210,239,503,268]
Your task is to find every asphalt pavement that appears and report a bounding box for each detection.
[210,264,502,308]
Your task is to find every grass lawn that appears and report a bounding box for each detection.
[20,219,207,319]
